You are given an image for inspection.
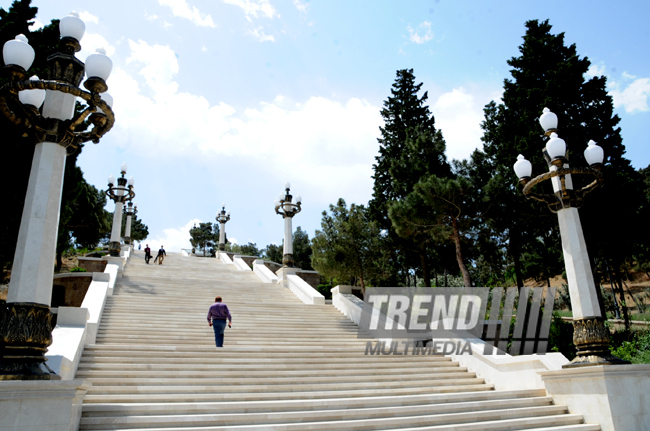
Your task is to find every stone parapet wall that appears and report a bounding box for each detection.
[78,257,108,273]
[52,273,94,308]
[296,270,320,289]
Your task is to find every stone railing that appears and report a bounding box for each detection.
[77,256,107,273]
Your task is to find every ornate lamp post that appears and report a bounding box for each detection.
[124,200,137,246]
[106,163,134,257]
[513,107,627,368]
[0,12,114,379]
[215,203,230,252]
[274,181,302,267]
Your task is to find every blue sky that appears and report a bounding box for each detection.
[9,0,650,252]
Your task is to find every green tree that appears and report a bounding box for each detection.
[368,69,451,287]
[189,222,217,256]
[389,175,474,287]
[262,243,283,263]
[312,199,388,292]
[239,242,261,257]
[292,226,313,270]
[478,19,641,293]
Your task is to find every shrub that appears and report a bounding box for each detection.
[70,267,87,273]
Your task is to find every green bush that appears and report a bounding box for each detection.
[316,284,333,300]
[70,267,87,273]
[610,329,650,364]
[547,313,576,360]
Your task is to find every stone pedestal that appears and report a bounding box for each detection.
[276,267,299,288]
[0,379,90,431]
[539,365,650,431]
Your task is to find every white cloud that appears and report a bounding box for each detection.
[586,63,605,78]
[145,13,159,22]
[293,0,309,13]
[433,87,490,162]
[201,45,208,52]
[228,237,239,245]
[29,18,44,31]
[222,0,279,20]
[149,219,198,252]
[79,11,99,24]
[611,78,650,113]
[248,26,275,42]
[158,0,215,27]
[407,21,433,44]
[78,33,116,60]
[106,39,381,206]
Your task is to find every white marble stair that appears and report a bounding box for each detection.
[76,252,599,430]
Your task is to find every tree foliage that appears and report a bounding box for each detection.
[312,199,389,291]
[368,68,452,287]
[189,222,218,256]
[477,19,642,291]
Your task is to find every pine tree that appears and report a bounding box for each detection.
[478,19,644,292]
[369,69,451,286]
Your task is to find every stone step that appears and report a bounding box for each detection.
[81,389,547,416]
[85,377,485,394]
[82,371,477,387]
[79,398,559,429]
[79,410,585,431]
[77,365,462,377]
[82,384,495,403]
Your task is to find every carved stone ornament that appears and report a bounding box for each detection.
[564,316,630,368]
[0,302,59,380]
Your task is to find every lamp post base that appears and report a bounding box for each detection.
[282,253,294,267]
[0,302,59,380]
[563,317,630,368]
[108,241,121,257]
[124,236,131,245]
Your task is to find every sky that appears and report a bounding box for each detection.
[8,0,650,252]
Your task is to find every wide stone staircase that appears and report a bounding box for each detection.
[75,252,600,430]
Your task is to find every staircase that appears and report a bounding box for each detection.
[76,252,599,430]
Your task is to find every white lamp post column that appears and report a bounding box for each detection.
[106,164,134,257]
[0,12,115,379]
[274,182,302,267]
[215,203,230,252]
[514,108,626,368]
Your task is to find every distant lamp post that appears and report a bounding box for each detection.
[274,181,302,267]
[514,107,627,368]
[0,12,114,379]
[215,203,230,252]
[123,200,137,245]
[106,163,134,257]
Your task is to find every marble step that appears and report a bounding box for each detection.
[82,371,477,387]
[79,398,559,429]
[81,389,547,416]
[83,384,495,403]
[78,409,583,431]
[85,376,485,394]
[77,365,462,377]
